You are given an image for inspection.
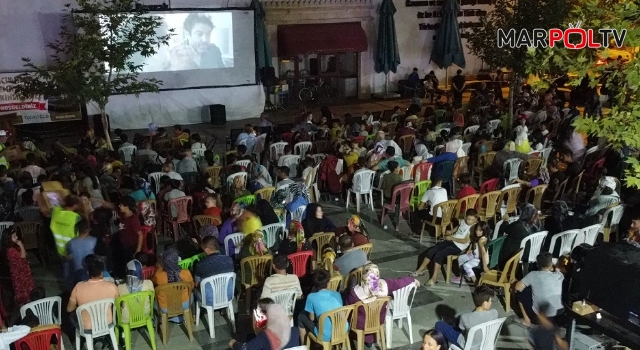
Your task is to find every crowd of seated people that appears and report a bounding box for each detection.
[0,78,637,350]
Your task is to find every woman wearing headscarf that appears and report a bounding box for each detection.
[544,200,581,253]
[250,165,273,193]
[414,143,431,163]
[256,199,280,226]
[485,140,530,179]
[151,248,194,313]
[301,203,336,239]
[514,114,532,154]
[229,298,297,350]
[367,131,389,165]
[278,221,311,256]
[497,203,541,269]
[346,263,419,344]
[239,231,270,261]
[335,215,370,247]
[129,177,155,202]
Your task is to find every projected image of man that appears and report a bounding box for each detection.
[170,14,225,70]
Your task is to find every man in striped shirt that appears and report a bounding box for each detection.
[260,255,302,299]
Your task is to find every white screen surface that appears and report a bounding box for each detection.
[105,10,256,89]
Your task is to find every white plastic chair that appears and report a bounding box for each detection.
[195,272,236,339]
[74,298,118,350]
[400,164,414,181]
[262,223,285,248]
[311,163,321,202]
[346,169,376,212]
[235,159,251,169]
[386,282,417,348]
[503,158,522,183]
[548,229,579,260]
[461,142,472,156]
[192,148,206,161]
[599,205,624,241]
[224,233,245,256]
[226,172,248,192]
[271,289,297,326]
[540,147,553,167]
[276,182,293,193]
[492,216,519,240]
[289,205,306,222]
[282,155,301,178]
[449,317,507,350]
[294,142,312,156]
[269,142,288,163]
[148,172,164,194]
[488,119,501,131]
[464,125,480,135]
[0,221,14,234]
[312,154,326,165]
[578,224,602,246]
[20,296,62,326]
[118,145,137,163]
[519,231,548,271]
[373,170,391,208]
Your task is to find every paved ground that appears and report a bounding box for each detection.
[26,199,535,350]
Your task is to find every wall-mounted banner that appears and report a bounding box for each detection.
[0,73,48,115]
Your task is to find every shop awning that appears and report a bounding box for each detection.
[278,22,368,57]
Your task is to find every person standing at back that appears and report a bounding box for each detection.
[451,70,466,108]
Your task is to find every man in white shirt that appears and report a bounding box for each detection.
[162,161,183,181]
[22,153,46,182]
[260,255,302,299]
[418,177,448,221]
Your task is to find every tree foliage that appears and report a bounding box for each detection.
[525,0,640,187]
[12,0,173,149]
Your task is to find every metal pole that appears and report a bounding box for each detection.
[385,73,389,95]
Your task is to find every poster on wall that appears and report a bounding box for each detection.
[0,73,48,117]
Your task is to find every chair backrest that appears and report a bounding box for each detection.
[288,251,314,278]
[15,221,41,250]
[290,205,306,222]
[462,317,507,350]
[20,296,62,326]
[192,147,206,160]
[235,159,251,169]
[520,231,549,263]
[294,142,312,156]
[193,215,219,232]
[503,158,522,182]
[398,135,415,153]
[317,305,353,345]
[540,147,553,167]
[224,233,245,256]
[342,266,364,292]
[554,178,569,201]
[353,297,391,333]
[524,157,543,177]
[579,224,602,246]
[167,196,193,222]
[389,282,417,318]
[76,298,115,335]
[400,164,414,181]
[525,184,548,209]
[352,243,373,259]
[498,250,522,284]
[141,266,156,280]
[199,272,235,308]
[205,166,223,189]
[477,152,496,170]
[414,162,433,182]
[479,178,499,194]
[454,194,480,219]
[262,223,285,248]
[234,194,257,206]
[488,119,501,130]
[15,325,62,350]
[485,236,506,269]
[255,186,276,202]
[477,190,501,218]
[434,200,458,225]
[18,206,42,222]
[453,156,470,178]
[388,182,414,210]
[309,232,335,262]
[270,142,289,162]
[352,169,376,193]
[240,255,273,286]
[283,155,302,178]
[600,205,624,241]
[271,289,297,317]
[464,125,480,135]
[461,142,472,156]
[155,282,192,316]
[548,230,579,257]
[115,291,154,327]
[312,153,327,165]
[412,180,432,202]
[119,145,137,162]
[376,170,391,189]
[227,172,248,191]
[499,184,522,215]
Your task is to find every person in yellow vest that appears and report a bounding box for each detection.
[40,194,83,288]
[0,130,10,169]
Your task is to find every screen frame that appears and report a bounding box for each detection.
[73,6,260,92]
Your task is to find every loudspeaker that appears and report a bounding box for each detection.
[209,104,226,125]
[260,67,276,86]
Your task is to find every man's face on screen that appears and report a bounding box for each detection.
[188,23,213,54]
